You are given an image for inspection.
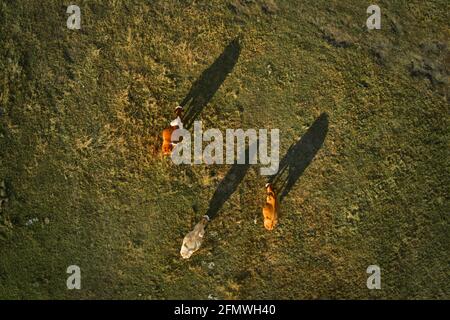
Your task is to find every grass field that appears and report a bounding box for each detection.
[0,0,448,299]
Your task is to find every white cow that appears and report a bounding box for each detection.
[180,215,210,259]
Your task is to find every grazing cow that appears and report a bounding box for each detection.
[180,215,210,259]
[161,106,184,156]
[161,127,175,155]
[262,183,278,230]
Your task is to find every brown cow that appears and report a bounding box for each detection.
[161,106,183,156]
[262,183,278,230]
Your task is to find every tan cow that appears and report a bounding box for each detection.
[262,183,278,230]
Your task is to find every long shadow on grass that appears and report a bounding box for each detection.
[205,145,253,219]
[181,37,241,129]
[269,113,329,202]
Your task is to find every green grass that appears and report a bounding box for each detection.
[0,0,448,299]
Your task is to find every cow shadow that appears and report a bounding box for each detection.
[205,145,253,220]
[181,37,241,129]
[269,113,329,202]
